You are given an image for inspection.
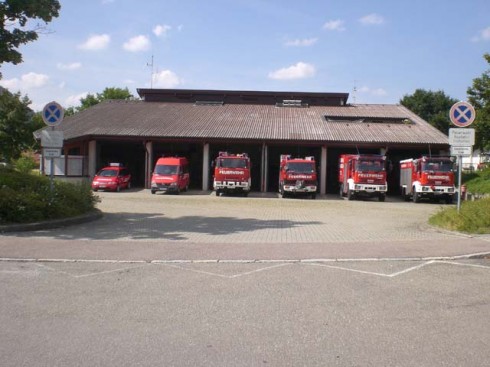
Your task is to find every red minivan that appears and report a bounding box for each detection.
[151,157,190,194]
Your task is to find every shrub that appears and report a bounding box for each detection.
[0,167,99,224]
[13,154,38,174]
[429,198,490,234]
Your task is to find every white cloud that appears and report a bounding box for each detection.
[57,62,82,71]
[65,92,89,107]
[268,62,316,80]
[359,14,385,25]
[0,72,49,90]
[285,38,318,47]
[153,24,171,37]
[471,26,490,42]
[123,35,151,52]
[323,19,345,31]
[152,70,181,88]
[78,34,111,50]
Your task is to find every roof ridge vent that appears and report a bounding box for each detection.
[194,100,224,106]
[276,99,308,108]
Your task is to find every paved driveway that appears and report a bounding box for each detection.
[1,190,489,261]
[1,190,490,366]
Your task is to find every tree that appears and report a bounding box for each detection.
[400,89,458,135]
[467,53,490,151]
[0,88,43,162]
[66,87,134,115]
[0,0,61,76]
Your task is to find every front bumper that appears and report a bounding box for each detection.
[416,186,455,196]
[151,183,179,192]
[214,181,250,191]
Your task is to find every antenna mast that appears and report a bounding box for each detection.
[147,55,154,89]
[352,80,357,104]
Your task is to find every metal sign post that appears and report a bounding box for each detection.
[41,102,65,196]
[457,155,462,213]
[449,101,476,213]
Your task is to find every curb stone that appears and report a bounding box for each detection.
[0,209,103,233]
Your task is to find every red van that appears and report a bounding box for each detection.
[91,163,131,192]
[151,157,190,194]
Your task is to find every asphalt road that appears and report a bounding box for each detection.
[1,190,489,366]
[1,258,489,367]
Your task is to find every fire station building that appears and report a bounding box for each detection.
[52,88,450,195]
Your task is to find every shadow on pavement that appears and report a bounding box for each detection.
[4,212,322,242]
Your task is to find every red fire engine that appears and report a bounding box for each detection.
[278,155,317,199]
[339,154,388,201]
[399,156,455,203]
[213,152,251,196]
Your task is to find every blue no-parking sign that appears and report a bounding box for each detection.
[42,101,64,127]
[449,101,476,127]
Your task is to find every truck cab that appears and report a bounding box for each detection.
[339,154,387,201]
[400,156,455,203]
[213,152,251,196]
[279,155,317,199]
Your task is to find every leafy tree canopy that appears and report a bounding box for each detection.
[467,53,490,151]
[400,89,458,135]
[65,87,134,116]
[0,0,61,76]
[0,88,43,162]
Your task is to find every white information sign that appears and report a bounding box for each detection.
[448,128,475,146]
[43,148,62,158]
[450,146,472,156]
[41,130,64,148]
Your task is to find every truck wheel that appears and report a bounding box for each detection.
[151,190,156,195]
[412,191,420,203]
[445,195,453,204]
[311,193,316,200]
[378,194,385,202]
[216,190,222,197]
[347,188,354,201]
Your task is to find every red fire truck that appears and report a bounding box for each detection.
[213,152,251,196]
[339,154,388,201]
[278,155,317,199]
[399,156,455,203]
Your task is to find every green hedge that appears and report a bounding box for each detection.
[0,167,99,224]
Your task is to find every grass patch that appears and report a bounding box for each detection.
[429,198,490,234]
[0,167,99,224]
[463,167,490,194]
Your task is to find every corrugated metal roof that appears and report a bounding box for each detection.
[54,100,449,145]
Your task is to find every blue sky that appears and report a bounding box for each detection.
[1,0,489,111]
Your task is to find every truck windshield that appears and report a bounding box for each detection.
[155,165,179,175]
[218,158,248,169]
[356,160,384,172]
[286,162,315,173]
[422,160,453,172]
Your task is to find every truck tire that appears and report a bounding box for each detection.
[445,195,453,204]
[151,189,156,194]
[378,194,385,202]
[412,190,420,203]
[311,193,316,200]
